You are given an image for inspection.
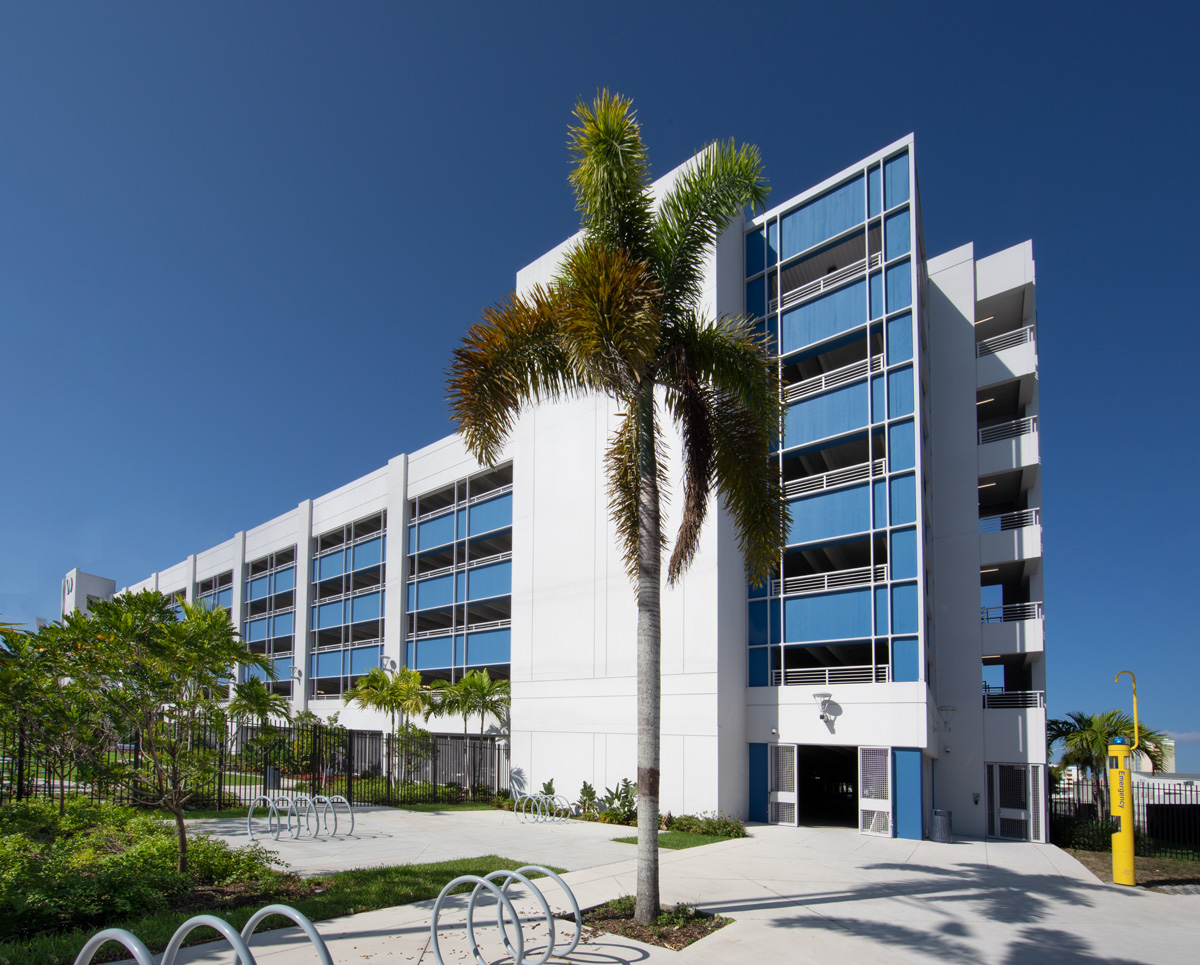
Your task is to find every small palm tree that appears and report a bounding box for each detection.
[229,677,291,728]
[449,90,785,922]
[430,669,511,798]
[1051,709,1169,811]
[343,666,433,735]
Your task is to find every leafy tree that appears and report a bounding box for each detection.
[56,591,270,873]
[448,90,784,921]
[430,669,510,798]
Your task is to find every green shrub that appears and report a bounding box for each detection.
[665,811,747,838]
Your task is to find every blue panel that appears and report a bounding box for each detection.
[249,575,270,600]
[456,571,466,601]
[416,636,452,670]
[746,276,765,319]
[748,647,769,687]
[316,600,343,629]
[468,561,512,600]
[467,628,510,665]
[767,221,778,266]
[746,227,765,277]
[783,588,871,643]
[886,312,913,365]
[890,474,916,526]
[748,580,769,600]
[456,508,467,538]
[318,550,344,581]
[787,484,869,546]
[893,748,923,839]
[890,528,918,580]
[748,600,768,647]
[349,645,381,676]
[769,598,782,644]
[748,744,769,822]
[891,583,919,634]
[217,587,233,609]
[405,641,415,669]
[886,259,912,311]
[784,382,868,448]
[885,208,911,260]
[874,586,889,635]
[418,513,454,550]
[871,375,885,423]
[353,537,382,571]
[273,567,295,594]
[417,574,453,610]
[781,279,865,354]
[884,153,910,208]
[873,480,887,529]
[870,271,883,319]
[351,591,381,623]
[246,618,267,642]
[242,664,266,682]
[313,650,342,679]
[888,366,914,418]
[273,655,292,679]
[893,637,920,683]
[868,166,881,217]
[408,525,417,554]
[889,420,915,472]
[406,583,415,610]
[470,493,513,535]
[454,635,465,667]
[271,611,294,637]
[780,175,864,258]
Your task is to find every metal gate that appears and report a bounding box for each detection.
[769,743,798,825]
[987,762,1037,840]
[859,746,892,836]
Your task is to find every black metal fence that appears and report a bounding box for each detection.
[0,719,509,810]
[1050,776,1200,860]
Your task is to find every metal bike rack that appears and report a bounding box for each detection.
[429,864,581,965]
[513,793,571,823]
[73,904,333,965]
[249,792,354,840]
[312,794,355,835]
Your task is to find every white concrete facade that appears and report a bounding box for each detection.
[61,136,1046,840]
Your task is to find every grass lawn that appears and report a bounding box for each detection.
[0,855,564,965]
[394,801,496,812]
[612,831,732,850]
[1066,848,1200,889]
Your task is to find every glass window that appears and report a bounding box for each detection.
[891,583,919,634]
[889,474,917,526]
[888,365,914,417]
[317,550,344,582]
[216,587,232,609]
[868,165,881,217]
[273,567,295,594]
[782,587,871,643]
[874,586,889,635]
[783,381,868,449]
[468,561,512,600]
[869,271,883,320]
[885,208,911,260]
[871,375,886,424]
[316,600,343,629]
[746,226,765,278]
[469,493,513,536]
[271,611,294,637]
[873,479,887,529]
[351,591,382,624]
[886,313,913,365]
[890,527,918,580]
[746,276,765,319]
[246,618,267,642]
[780,278,865,354]
[748,647,769,687]
[767,221,778,267]
[886,259,911,311]
[353,537,382,571]
[466,628,510,665]
[892,637,920,682]
[349,645,381,676]
[248,576,270,600]
[889,420,916,472]
[780,175,864,259]
[884,152,910,208]
[273,655,293,678]
[313,650,342,679]
[416,636,452,670]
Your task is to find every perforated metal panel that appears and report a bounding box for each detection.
[1000,817,1029,839]
[861,808,891,835]
[771,744,796,793]
[858,747,892,836]
[986,767,996,837]
[998,765,1028,809]
[772,801,796,825]
[987,762,1033,841]
[1030,767,1042,842]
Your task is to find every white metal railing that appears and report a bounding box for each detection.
[771,564,887,597]
[410,484,513,525]
[786,354,884,403]
[978,416,1038,445]
[770,664,890,687]
[982,689,1044,709]
[979,508,1041,534]
[409,551,513,584]
[468,483,514,506]
[784,459,886,498]
[411,618,511,641]
[770,252,882,313]
[981,602,1043,624]
[977,325,1034,358]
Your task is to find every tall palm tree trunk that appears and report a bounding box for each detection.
[635,391,661,925]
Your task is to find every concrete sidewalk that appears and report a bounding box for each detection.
[116,812,1198,964]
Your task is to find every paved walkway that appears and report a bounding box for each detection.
[114,809,1198,964]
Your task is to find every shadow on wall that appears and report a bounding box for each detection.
[510,767,527,795]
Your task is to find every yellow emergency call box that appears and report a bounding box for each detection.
[1108,735,1134,886]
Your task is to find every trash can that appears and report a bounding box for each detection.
[264,766,281,791]
[931,809,953,843]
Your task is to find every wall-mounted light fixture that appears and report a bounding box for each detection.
[813,692,833,722]
[936,705,956,732]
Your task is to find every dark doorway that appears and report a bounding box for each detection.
[797,745,858,827]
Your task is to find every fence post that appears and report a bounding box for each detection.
[345,728,355,806]
[216,722,225,812]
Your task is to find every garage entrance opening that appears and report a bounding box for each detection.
[797,745,858,827]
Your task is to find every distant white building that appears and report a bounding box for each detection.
[63,135,1046,841]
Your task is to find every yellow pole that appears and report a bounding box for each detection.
[1110,671,1139,886]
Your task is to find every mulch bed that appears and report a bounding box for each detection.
[170,876,321,915]
[570,897,731,951]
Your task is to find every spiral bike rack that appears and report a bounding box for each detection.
[248,794,355,840]
[430,865,580,965]
[311,794,355,835]
[513,794,571,823]
[73,903,333,965]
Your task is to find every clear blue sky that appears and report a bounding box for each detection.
[3,3,1197,768]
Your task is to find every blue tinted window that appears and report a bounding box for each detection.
[891,583,919,634]
[769,598,782,644]
[788,484,870,546]
[456,571,466,601]
[351,591,381,624]
[353,537,382,571]
[746,277,765,319]
[416,636,452,670]
[780,279,865,353]
[784,381,868,449]
[349,645,381,676]
[871,375,886,423]
[748,647,769,687]
[417,513,454,550]
[406,582,415,610]
[242,664,267,682]
[273,655,292,678]
[749,600,768,647]
[317,550,344,581]
[246,618,267,641]
[408,525,417,554]
[874,586,889,635]
[748,580,769,599]
[889,420,916,472]
[893,637,920,682]
[767,221,778,266]
[216,587,232,609]
[249,576,270,600]
[890,527,918,580]
[781,175,864,258]
[886,259,912,311]
[884,152,910,208]
[467,628,510,665]
[746,227,765,277]
[468,561,511,600]
[313,650,342,679]
[316,600,343,629]
[271,612,294,637]
[868,166,881,217]
[273,567,295,594]
[456,508,467,538]
[889,474,916,526]
[470,493,512,535]
[782,588,871,642]
[885,208,911,261]
[887,313,913,365]
[873,480,887,529]
[417,573,453,610]
[870,271,883,319]
[888,365,914,417]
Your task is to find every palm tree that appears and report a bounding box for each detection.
[229,677,292,728]
[1050,710,1169,811]
[448,91,785,923]
[429,669,511,798]
[344,666,434,784]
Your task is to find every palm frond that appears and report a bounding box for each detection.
[650,139,769,318]
[605,406,669,587]
[568,89,654,257]
[448,286,586,464]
